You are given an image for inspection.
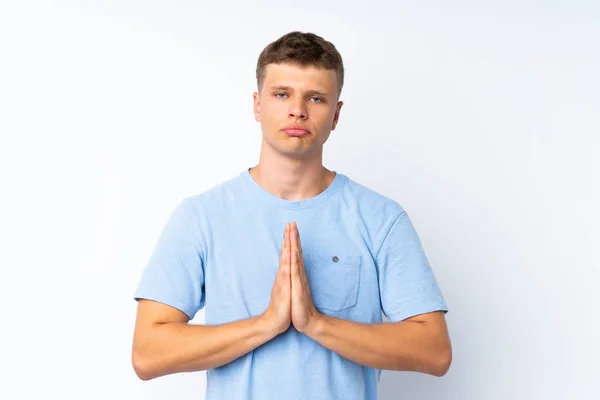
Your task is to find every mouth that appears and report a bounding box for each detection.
[282,127,310,137]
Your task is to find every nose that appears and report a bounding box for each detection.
[288,99,307,120]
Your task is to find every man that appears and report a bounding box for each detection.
[132,31,452,399]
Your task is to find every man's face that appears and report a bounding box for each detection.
[253,63,343,160]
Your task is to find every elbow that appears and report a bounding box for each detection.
[132,349,157,381]
[430,345,452,377]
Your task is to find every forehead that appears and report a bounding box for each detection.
[262,63,337,93]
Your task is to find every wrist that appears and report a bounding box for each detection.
[304,310,325,337]
[258,311,286,338]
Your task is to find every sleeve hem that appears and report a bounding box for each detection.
[133,292,199,320]
[385,303,449,323]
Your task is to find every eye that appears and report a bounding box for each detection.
[275,93,288,99]
[310,97,324,103]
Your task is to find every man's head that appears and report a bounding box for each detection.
[253,31,345,161]
[256,31,344,98]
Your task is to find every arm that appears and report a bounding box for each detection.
[131,299,279,380]
[132,223,295,380]
[303,310,452,376]
[287,217,451,377]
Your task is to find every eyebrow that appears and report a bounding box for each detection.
[269,85,329,97]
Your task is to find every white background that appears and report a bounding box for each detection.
[1,1,598,399]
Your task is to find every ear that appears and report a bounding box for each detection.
[331,100,343,131]
[253,92,261,122]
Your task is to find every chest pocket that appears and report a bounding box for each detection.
[303,251,362,313]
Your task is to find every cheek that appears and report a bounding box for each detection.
[316,108,336,126]
[260,101,283,122]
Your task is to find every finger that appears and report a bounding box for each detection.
[289,223,293,258]
[291,223,304,275]
[284,223,292,276]
[279,223,287,262]
[293,223,311,292]
[279,224,290,276]
[294,222,304,263]
[290,224,299,277]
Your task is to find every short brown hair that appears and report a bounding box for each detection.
[256,31,345,98]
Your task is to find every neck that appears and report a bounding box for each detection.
[249,147,335,202]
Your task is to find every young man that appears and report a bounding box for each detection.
[132,31,452,399]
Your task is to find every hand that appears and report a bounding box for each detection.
[262,223,292,335]
[289,222,321,333]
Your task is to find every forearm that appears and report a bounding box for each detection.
[305,314,451,376]
[133,314,277,380]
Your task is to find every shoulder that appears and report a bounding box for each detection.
[182,172,246,214]
[339,173,406,219]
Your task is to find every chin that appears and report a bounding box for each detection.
[264,134,319,157]
[272,144,310,159]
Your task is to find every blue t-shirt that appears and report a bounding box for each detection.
[134,169,448,400]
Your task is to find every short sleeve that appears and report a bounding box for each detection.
[133,198,205,320]
[376,211,448,322]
